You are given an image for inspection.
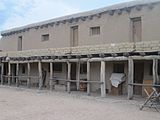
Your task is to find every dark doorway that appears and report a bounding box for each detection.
[133,62,144,95]
[70,63,77,90]
[71,63,76,80]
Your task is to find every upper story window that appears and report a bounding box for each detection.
[41,34,49,41]
[90,26,100,36]
[17,36,22,51]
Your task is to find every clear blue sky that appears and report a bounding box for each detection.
[0,0,133,31]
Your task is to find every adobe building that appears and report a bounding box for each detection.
[0,0,160,99]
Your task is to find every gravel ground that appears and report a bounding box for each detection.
[0,86,160,120]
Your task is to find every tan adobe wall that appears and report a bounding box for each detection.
[0,3,160,52]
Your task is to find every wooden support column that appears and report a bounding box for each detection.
[38,61,43,90]
[8,62,11,86]
[49,62,54,90]
[27,62,31,88]
[0,63,3,85]
[153,59,158,85]
[76,61,80,90]
[16,63,19,87]
[67,61,71,93]
[87,61,91,95]
[100,61,106,97]
[128,58,134,100]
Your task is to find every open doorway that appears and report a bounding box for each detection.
[134,62,144,95]
[70,63,77,90]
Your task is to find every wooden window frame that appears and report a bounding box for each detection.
[41,34,49,41]
[90,26,100,36]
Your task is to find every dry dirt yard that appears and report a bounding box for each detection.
[0,86,160,120]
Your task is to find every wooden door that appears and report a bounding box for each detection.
[18,36,22,51]
[134,62,144,95]
[132,17,142,42]
[71,26,78,47]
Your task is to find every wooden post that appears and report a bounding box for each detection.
[38,61,43,90]
[16,63,19,87]
[100,61,106,97]
[27,62,31,88]
[87,61,91,95]
[153,59,158,85]
[1,63,4,85]
[49,62,54,90]
[128,58,134,100]
[76,61,80,90]
[67,61,71,93]
[8,62,11,86]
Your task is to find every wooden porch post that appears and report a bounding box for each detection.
[153,59,158,85]
[128,58,134,100]
[16,63,19,87]
[27,62,31,88]
[67,61,71,93]
[76,61,80,90]
[38,61,43,90]
[87,61,91,95]
[1,63,4,85]
[8,62,11,86]
[100,61,106,97]
[49,62,54,90]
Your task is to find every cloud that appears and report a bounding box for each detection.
[1,0,81,30]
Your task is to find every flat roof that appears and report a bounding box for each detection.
[1,0,160,35]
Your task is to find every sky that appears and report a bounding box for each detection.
[0,0,134,31]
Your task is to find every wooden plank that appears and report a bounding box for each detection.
[89,57,128,62]
[132,56,160,60]
[1,63,4,85]
[87,61,91,95]
[76,62,80,90]
[49,62,54,90]
[67,61,71,93]
[16,63,19,87]
[8,62,11,86]
[38,61,43,90]
[27,62,31,88]
[100,61,106,97]
[152,59,158,85]
[128,58,134,100]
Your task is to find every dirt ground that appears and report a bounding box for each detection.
[0,86,159,120]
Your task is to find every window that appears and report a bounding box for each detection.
[22,65,25,74]
[113,63,124,73]
[80,63,87,74]
[18,36,22,51]
[41,34,49,41]
[90,26,100,36]
[53,63,62,72]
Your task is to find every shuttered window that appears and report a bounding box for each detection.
[90,26,100,36]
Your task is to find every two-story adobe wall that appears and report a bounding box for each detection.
[1,2,160,52]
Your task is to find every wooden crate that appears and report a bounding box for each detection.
[143,80,153,97]
[111,84,123,95]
